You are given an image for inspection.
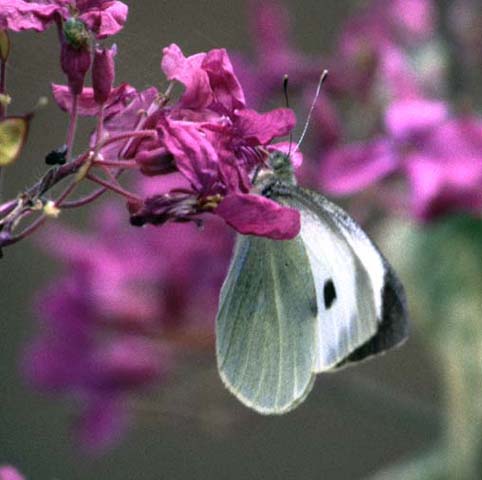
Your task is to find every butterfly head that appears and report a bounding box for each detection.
[267,150,296,184]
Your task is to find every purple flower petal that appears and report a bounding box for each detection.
[385,99,449,140]
[0,0,61,32]
[158,117,220,194]
[234,108,295,145]
[161,44,213,110]
[0,466,25,480]
[87,337,165,391]
[78,1,128,39]
[319,139,398,195]
[404,117,482,220]
[51,83,136,116]
[405,154,482,221]
[216,192,300,239]
[202,48,246,112]
[73,396,130,455]
[387,0,435,41]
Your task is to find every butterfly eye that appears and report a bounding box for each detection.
[323,279,337,309]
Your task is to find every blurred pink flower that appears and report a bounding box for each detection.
[319,98,482,221]
[0,466,25,480]
[24,194,234,452]
[405,117,482,220]
[319,138,397,195]
[332,0,436,99]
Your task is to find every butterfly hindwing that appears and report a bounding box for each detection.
[216,233,319,414]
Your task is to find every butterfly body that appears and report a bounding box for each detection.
[216,152,409,414]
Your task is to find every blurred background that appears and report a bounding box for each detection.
[1,0,481,478]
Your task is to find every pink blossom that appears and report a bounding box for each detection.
[319,97,482,221]
[0,466,25,480]
[405,117,482,220]
[24,195,234,451]
[384,99,449,140]
[124,44,300,239]
[0,1,61,32]
[161,44,245,113]
[0,1,128,38]
[76,0,128,39]
[51,82,136,116]
[319,139,397,195]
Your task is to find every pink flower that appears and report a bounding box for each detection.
[384,99,449,140]
[319,98,482,221]
[24,194,234,451]
[0,1,61,32]
[0,1,128,38]
[0,466,25,480]
[51,82,136,116]
[319,138,397,195]
[125,44,301,239]
[76,0,128,39]
[405,117,482,220]
[161,44,245,113]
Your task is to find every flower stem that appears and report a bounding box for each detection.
[0,59,6,119]
[93,159,139,169]
[65,93,79,160]
[0,59,7,200]
[60,186,108,209]
[86,172,141,202]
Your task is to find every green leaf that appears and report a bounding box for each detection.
[0,116,29,166]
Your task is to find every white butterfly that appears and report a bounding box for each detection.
[215,151,409,414]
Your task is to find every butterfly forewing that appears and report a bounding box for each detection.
[271,184,408,369]
[216,234,319,414]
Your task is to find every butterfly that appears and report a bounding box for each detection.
[215,150,409,414]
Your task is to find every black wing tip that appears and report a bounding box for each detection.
[338,264,410,366]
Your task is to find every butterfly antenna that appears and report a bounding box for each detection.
[294,69,328,153]
[283,74,293,158]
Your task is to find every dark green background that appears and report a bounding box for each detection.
[1,1,440,478]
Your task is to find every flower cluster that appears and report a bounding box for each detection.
[122,44,300,239]
[23,185,234,452]
[0,1,300,255]
[235,0,482,222]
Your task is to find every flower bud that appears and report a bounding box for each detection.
[135,147,176,176]
[92,45,116,104]
[61,41,91,95]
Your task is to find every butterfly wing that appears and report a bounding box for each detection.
[216,233,319,414]
[270,184,409,371]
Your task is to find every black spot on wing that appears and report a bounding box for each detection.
[323,279,337,309]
